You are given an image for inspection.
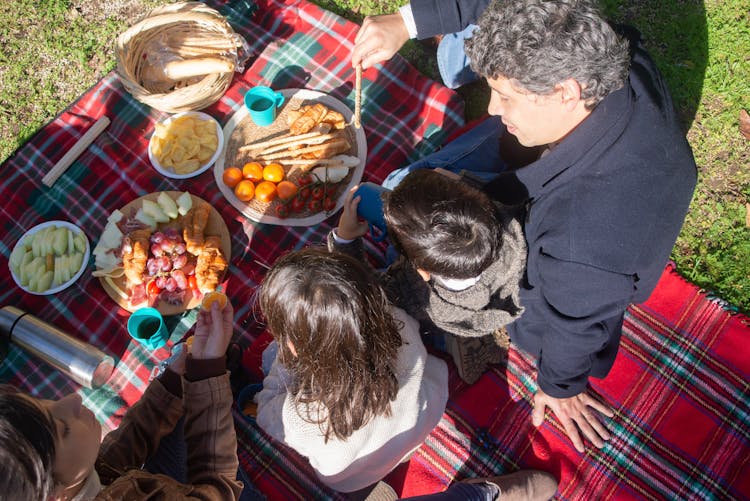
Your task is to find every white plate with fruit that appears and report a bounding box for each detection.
[215,88,366,226]
[94,191,231,315]
[149,111,225,179]
[9,221,90,295]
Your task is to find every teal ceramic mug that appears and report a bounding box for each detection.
[127,307,169,350]
[244,86,285,126]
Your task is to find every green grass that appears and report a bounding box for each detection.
[1,0,748,309]
[0,0,164,159]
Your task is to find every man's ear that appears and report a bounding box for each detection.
[558,78,583,110]
[416,268,431,282]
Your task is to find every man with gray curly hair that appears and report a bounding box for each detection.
[352,0,696,456]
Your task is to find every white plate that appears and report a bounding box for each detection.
[214,88,367,226]
[9,221,90,295]
[148,111,225,179]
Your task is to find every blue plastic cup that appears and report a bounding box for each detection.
[127,307,169,351]
[354,182,391,242]
[244,86,285,126]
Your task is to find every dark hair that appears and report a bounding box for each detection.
[383,169,502,280]
[465,0,630,108]
[0,385,57,501]
[258,248,402,442]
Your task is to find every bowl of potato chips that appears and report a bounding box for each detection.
[148,111,224,179]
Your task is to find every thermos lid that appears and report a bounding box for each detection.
[0,306,26,364]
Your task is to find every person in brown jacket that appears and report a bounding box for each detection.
[0,300,243,501]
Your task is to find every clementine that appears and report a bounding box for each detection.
[202,291,228,311]
[234,180,255,201]
[255,181,278,203]
[242,162,264,182]
[262,163,285,183]
[222,167,244,188]
[276,180,298,201]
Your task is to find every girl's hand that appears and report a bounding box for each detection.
[336,186,369,240]
[191,301,234,360]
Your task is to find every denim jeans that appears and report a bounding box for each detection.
[404,482,499,501]
[437,24,481,89]
[382,116,506,190]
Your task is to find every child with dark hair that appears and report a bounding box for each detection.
[255,247,448,494]
[329,169,527,383]
[0,302,244,501]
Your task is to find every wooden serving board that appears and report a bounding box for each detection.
[98,191,231,315]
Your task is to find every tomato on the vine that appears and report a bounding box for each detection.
[275,204,290,218]
[297,174,314,186]
[323,197,336,211]
[311,185,325,201]
[308,199,322,212]
[298,186,311,200]
[291,196,306,212]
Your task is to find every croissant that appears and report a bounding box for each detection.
[183,202,211,255]
[195,236,228,293]
[122,228,151,285]
[290,103,328,135]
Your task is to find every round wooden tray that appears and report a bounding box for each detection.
[98,191,231,315]
[214,88,368,226]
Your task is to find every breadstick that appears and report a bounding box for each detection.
[354,65,362,128]
[163,56,234,80]
[252,137,349,161]
[238,125,331,151]
[175,46,237,58]
[42,116,110,187]
[277,158,357,167]
[255,132,340,155]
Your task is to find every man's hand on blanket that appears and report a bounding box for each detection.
[532,388,614,453]
[336,186,369,240]
[192,301,235,360]
[352,13,409,69]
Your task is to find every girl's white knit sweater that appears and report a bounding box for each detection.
[255,306,448,493]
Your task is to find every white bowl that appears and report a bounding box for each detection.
[148,111,225,179]
[9,221,90,295]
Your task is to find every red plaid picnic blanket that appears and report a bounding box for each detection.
[238,262,750,501]
[0,0,462,423]
[2,1,749,500]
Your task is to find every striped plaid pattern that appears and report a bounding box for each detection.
[398,263,750,501]
[0,0,460,498]
[0,0,460,453]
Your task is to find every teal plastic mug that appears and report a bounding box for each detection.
[127,307,169,350]
[244,86,285,126]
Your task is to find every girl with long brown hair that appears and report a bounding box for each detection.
[255,247,448,494]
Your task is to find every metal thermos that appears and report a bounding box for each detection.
[0,306,114,388]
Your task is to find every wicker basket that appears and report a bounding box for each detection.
[116,2,239,113]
